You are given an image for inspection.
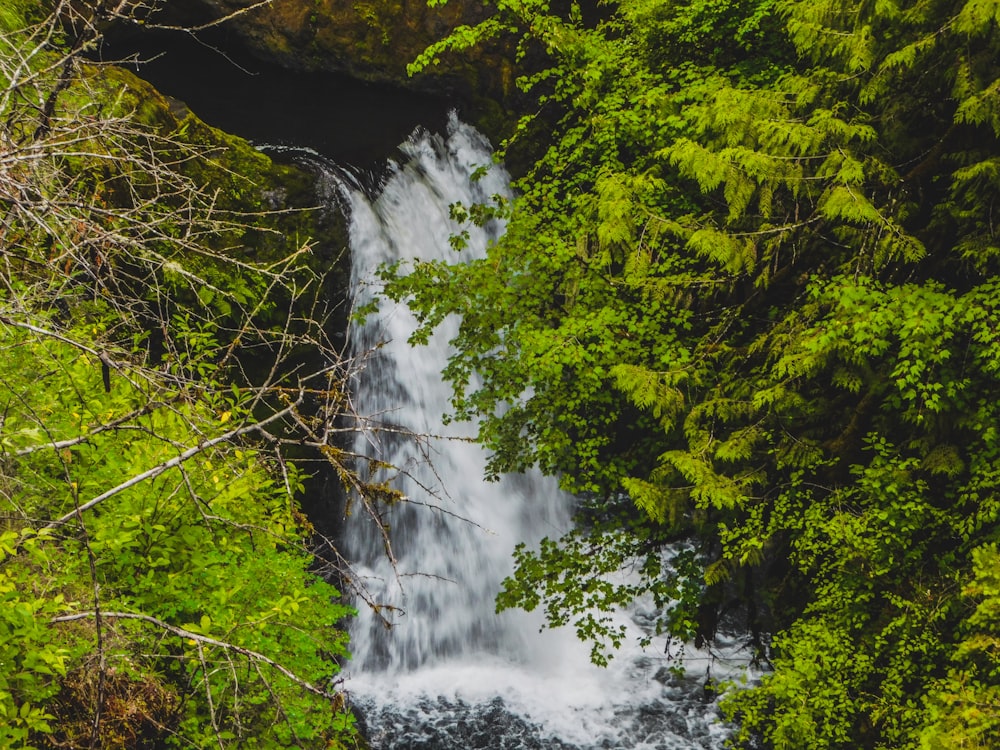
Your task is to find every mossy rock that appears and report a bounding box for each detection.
[180,0,518,104]
[88,64,351,319]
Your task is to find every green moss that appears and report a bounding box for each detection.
[116,67,338,240]
[0,3,23,32]
[77,63,350,332]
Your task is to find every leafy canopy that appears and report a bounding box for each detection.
[397,0,1000,745]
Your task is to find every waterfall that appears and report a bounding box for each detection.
[339,114,747,750]
[343,115,569,673]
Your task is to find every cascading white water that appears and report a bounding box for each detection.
[340,114,748,750]
[343,115,569,673]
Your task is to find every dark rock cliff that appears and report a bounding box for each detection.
[177,0,516,103]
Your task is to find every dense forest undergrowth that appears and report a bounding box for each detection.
[388,0,1000,747]
[0,1,378,747]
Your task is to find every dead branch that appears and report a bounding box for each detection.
[50,610,342,701]
[42,395,305,532]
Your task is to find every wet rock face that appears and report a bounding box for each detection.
[183,0,514,98]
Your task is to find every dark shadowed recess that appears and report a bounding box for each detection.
[93,28,452,168]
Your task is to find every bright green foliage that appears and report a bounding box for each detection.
[399,0,1000,745]
[0,530,72,745]
[0,3,359,747]
[0,321,355,748]
[920,544,1000,749]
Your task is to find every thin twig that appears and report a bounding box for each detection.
[50,610,342,701]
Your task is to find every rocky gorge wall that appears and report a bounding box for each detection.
[167,0,517,105]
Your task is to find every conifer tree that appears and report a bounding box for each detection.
[398,0,1000,745]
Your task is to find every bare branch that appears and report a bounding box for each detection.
[50,610,342,701]
[42,396,304,532]
[11,400,172,456]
